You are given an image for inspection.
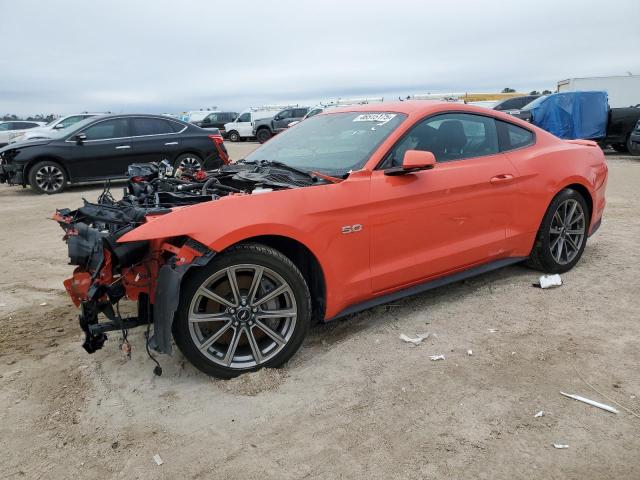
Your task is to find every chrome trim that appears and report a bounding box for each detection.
[64,116,188,143]
[115,145,131,150]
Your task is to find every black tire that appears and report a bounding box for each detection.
[173,243,312,379]
[627,136,640,156]
[174,153,203,171]
[611,143,628,153]
[227,130,240,142]
[28,160,67,194]
[256,128,272,144]
[527,188,590,274]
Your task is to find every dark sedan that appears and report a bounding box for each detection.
[0,114,229,194]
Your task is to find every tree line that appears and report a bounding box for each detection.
[2,114,57,122]
[502,88,553,95]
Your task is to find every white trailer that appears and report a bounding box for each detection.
[557,75,640,108]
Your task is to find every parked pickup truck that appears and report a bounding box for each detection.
[510,91,640,153]
[252,107,308,143]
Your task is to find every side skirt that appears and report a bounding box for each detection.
[327,257,527,321]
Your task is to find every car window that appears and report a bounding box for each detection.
[294,108,307,118]
[306,108,323,118]
[0,123,11,131]
[384,113,499,166]
[81,118,130,140]
[237,112,251,122]
[168,120,186,132]
[59,115,88,128]
[131,118,176,136]
[278,110,292,118]
[497,120,535,151]
[205,113,218,122]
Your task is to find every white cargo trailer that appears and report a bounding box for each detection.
[557,75,640,108]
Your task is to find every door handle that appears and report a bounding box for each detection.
[490,174,514,184]
[115,145,131,150]
[164,141,178,146]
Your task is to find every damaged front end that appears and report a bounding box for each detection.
[56,201,214,357]
[55,159,317,364]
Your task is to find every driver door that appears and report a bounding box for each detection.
[369,113,519,292]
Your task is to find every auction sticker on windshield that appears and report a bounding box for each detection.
[352,113,397,125]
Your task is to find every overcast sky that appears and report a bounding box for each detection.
[1,0,639,116]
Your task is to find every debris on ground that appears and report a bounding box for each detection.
[488,329,499,333]
[0,302,6,307]
[553,444,569,449]
[39,302,47,306]
[539,274,562,289]
[430,354,445,361]
[399,333,430,345]
[560,391,619,414]
[153,454,164,466]
[534,411,545,418]
[467,350,473,356]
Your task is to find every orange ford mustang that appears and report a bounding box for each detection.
[56,101,607,378]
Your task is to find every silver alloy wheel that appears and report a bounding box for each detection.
[549,199,586,265]
[35,165,64,192]
[178,156,202,170]
[188,264,297,369]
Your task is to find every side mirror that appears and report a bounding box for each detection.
[75,133,87,145]
[384,150,436,176]
[53,123,65,129]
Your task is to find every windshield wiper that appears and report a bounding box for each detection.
[240,159,314,179]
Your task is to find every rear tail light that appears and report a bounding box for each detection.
[208,135,230,164]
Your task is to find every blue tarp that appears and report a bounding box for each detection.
[528,91,608,140]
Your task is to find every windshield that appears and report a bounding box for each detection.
[522,95,549,111]
[244,111,406,175]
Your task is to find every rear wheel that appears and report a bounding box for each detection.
[527,188,589,273]
[173,244,311,378]
[175,153,203,171]
[227,130,240,142]
[28,160,67,194]
[256,128,272,144]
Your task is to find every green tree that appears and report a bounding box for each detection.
[501,87,516,93]
[542,89,552,95]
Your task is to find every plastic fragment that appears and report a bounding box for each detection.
[559,391,619,414]
[467,350,473,356]
[539,274,562,289]
[399,333,429,345]
[153,454,164,466]
[553,444,569,449]
[430,354,445,361]
[40,302,47,306]
[534,411,544,418]
[488,329,499,333]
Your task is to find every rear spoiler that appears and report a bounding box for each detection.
[565,139,599,147]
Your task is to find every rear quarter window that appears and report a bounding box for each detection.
[497,120,535,151]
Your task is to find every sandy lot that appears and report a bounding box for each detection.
[1,144,639,479]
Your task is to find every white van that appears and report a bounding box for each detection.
[223,107,290,142]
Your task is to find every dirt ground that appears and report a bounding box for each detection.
[1,144,639,479]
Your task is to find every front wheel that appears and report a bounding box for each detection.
[256,129,272,144]
[527,188,590,273]
[28,160,67,194]
[627,136,640,156]
[227,130,240,142]
[173,244,311,378]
